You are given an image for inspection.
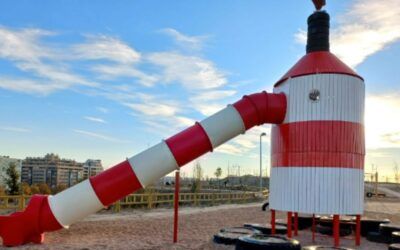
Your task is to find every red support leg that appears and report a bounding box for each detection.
[312,214,316,243]
[355,215,361,246]
[294,212,298,236]
[173,171,180,243]
[287,212,293,238]
[333,214,340,247]
[271,209,276,235]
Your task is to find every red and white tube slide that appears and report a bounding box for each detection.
[0,91,286,246]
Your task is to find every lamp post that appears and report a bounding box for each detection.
[259,132,266,192]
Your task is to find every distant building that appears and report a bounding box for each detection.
[83,159,103,178]
[21,153,83,188]
[0,156,22,186]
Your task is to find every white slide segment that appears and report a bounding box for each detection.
[128,141,179,187]
[274,74,365,124]
[200,105,246,148]
[269,167,364,215]
[49,179,104,228]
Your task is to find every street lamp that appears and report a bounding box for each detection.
[259,132,267,192]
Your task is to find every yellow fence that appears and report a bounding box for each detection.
[0,191,268,213]
[113,191,268,212]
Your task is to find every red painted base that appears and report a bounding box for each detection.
[0,195,62,247]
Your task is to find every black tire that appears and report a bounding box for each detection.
[245,223,287,235]
[236,234,301,250]
[262,202,269,211]
[276,219,295,229]
[366,192,373,198]
[302,246,355,250]
[366,231,392,244]
[380,224,400,237]
[318,216,354,231]
[297,214,315,230]
[316,225,352,237]
[214,227,259,245]
[389,243,400,250]
[392,232,400,244]
[360,218,390,236]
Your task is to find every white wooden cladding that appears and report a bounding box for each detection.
[269,167,364,215]
[273,74,365,124]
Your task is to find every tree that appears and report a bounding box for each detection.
[52,184,67,194]
[0,185,6,196]
[191,162,203,193]
[30,184,40,194]
[38,183,51,194]
[5,162,20,195]
[20,182,32,195]
[214,167,222,189]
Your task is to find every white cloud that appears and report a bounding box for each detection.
[215,126,271,156]
[0,126,30,133]
[0,27,99,94]
[192,103,225,116]
[125,102,179,117]
[73,129,128,143]
[192,90,236,101]
[84,116,107,124]
[160,28,207,50]
[295,0,400,68]
[72,35,141,64]
[91,64,158,87]
[146,52,227,89]
[97,107,109,113]
[215,143,243,155]
[0,77,65,95]
[0,27,55,61]
[366,93,400,148]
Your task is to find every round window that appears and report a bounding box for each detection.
[309,89,320,102]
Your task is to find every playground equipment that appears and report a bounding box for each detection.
[0,0,365,247]
[268,1,365,246]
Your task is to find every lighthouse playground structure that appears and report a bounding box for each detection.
[0,1,368,248]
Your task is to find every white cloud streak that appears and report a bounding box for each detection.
[72,35,141,64]
[84,116,107,124]
[73,129,128,143]
[147,52,227,90]
[160,28,207,50]
[0,126,31,133]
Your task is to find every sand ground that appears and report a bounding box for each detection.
[1,199,400,249]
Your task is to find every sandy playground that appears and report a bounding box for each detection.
[1,199,400,249]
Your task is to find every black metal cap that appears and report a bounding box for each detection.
[306,11,330,53]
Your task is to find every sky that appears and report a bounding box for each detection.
[0,0,400,181]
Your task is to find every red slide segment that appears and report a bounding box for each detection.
[233,91,286,129]
[90,160,143,206]
[166,122,213,167]
[0,196,62,246]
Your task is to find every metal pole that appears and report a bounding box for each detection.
[259,132,266,192]
[333,214,340,247]
[287,212,292,238]
[355,215,361,246]
[271,209,276,235]
[312,214,316,242]
[260,135,262,191]
[173,171,180,243]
